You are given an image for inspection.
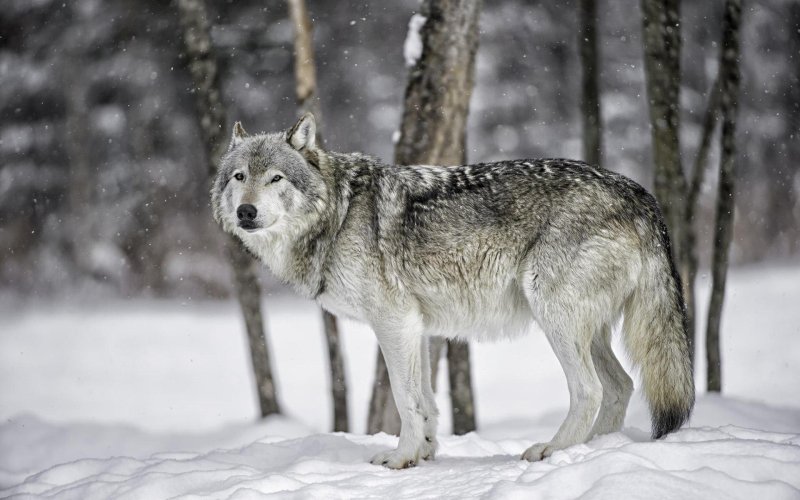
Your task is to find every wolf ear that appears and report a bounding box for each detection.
[287,113,316,151]
[228,121,248,151]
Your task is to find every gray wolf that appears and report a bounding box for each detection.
[212,113,695,469]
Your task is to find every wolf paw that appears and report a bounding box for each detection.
[370,449,419,469]
[521,442,556,462]
[421,435,437,461]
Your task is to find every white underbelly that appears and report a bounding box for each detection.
[417,284,534,341]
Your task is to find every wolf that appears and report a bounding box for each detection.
[212,113,695,469]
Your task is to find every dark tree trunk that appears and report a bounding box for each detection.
[176,0,280,417]
[685,76,722,367]
[640,0,693,358]
[368,0,481,436]
[579,0,602,167]
[447,340,476,435]
[321,309,349,432]
[229,245,280,416]
[367,349,401,435]
[63,57,92,273]
[288,0,349,433]
[706,0,743,393]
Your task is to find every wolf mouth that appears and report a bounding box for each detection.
[238,221,260,231]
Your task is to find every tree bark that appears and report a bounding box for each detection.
[288,0,349,433]
[176,0,280,417]
[706,0,743,393]
[368,0,481,436]
[367,349,401,435]
[640,0,692,356]
[447,340,476,435]
[685,76,722,367]
[579,0,602,167]
[428,337,446,391]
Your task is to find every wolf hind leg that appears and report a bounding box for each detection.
[589,324,633,437]
[522,313,603,461]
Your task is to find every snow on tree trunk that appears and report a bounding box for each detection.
[176,0,280,417]
[579,0,602,167]
[367,0,481,436]
[640,0,693,360]
[706,0,743,394]
[288,0,349,433]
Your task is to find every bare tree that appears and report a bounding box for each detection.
[287,0,349,433]
[367,0,481,436]
[579,0,602,167]
[640,0,692,356]
[706,0,743,393]
[176,0,280,416]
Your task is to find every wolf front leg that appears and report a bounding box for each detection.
[419,335,439,459]
[369,314,436,469]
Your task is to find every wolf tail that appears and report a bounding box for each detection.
[622,217,695,439]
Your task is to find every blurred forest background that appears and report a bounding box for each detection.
[1,0,798,300]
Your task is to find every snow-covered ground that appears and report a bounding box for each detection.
[1,264,799,498]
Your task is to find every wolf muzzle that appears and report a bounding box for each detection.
[237,204,259,230]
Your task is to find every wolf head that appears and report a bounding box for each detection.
[211,114,328,240]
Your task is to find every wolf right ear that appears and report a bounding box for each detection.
[228,121,248,151]
[287,113,316,151]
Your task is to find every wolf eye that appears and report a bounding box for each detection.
[270,175,283,184]
[234,172,244,181]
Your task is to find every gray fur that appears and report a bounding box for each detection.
[212,114,695,468]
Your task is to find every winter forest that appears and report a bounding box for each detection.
[2,0,800,498]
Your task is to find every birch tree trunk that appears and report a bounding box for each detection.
[706,0,743,393]
[579,0,602,167]
[288,0,349,433]
[176,0,280,417]
[367,0,481,436]
[640,0,693,358]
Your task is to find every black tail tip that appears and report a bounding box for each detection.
[652,406,692,439]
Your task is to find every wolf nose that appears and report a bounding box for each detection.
[237,204,257,221]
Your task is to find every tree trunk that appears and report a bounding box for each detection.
[176,0,280,417]
[63,57,92,274]
[367,0,481,436]
[579,0,602,167]
[706,0,743,393]
[685,76,722,367]
[447,340,476,435]
[288,0,349,432]
[321,309,348,431]
[640,0,692,357]
[428,337,446,391]
[367,350,401,435]
[229,242,280,416]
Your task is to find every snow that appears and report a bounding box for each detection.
[403,14,427,67]
[1,264,800,498]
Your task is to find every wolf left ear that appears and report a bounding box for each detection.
[228,121,248,151]
[287,113,316,151]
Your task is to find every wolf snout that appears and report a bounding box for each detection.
[237,204,258,221]
[237,204,259,229]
